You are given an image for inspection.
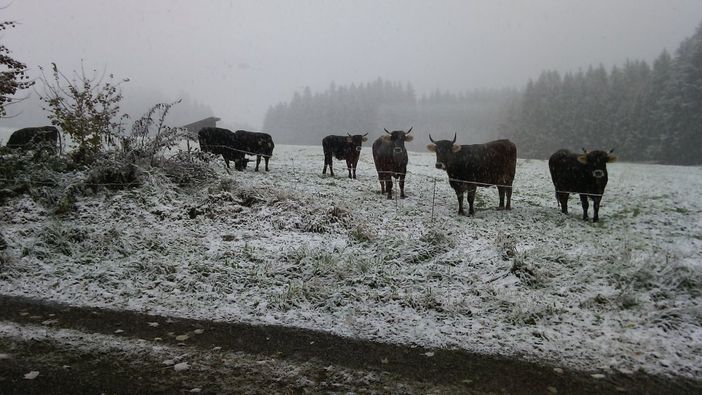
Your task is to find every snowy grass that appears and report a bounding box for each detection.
[1,145,701,378]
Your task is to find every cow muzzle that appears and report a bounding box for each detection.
[592,170,605,178]
[393,147,404,155]
[435,163,445,170]
[355,146,362,152]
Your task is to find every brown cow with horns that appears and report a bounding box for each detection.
[372,127,413,199]
[548,148,617,222]
[428,134,517,216]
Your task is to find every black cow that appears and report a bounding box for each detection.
[372,127,413,199]
[428,135,517,216]
[548,149,617,222]
[198,127,248,172]
[322,132,368,179]
[233,130,274,172]
[6,126,62,154]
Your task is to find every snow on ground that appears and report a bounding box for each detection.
[1,145,701,378]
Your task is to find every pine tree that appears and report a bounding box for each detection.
[662,22,702,164]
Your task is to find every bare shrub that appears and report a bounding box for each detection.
[510,253,543,288]
[157,152,216,187]
[85,155,141,191]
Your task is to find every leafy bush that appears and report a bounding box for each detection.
[38,63,128,162]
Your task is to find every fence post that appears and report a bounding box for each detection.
[431,178,437,223]
[394,175,398,212]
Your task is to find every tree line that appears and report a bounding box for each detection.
[505,22,702,165]
[263,22,702,165]
[262,78,517,152]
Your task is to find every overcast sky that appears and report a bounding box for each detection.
[3,0,702,128]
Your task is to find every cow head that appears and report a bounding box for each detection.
[427,133,460,170]
[234,157,250,171]
[383,127,413,155]
[347,132,368,152]
[577,149,617,179]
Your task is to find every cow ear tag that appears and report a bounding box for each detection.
[451,144,462,153]
[427,144,436,152]
[362,137,368,142]
[577,155,588,164]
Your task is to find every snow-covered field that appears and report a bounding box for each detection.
[1,145,701,378]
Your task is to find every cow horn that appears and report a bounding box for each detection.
[582,148,588,154]
[406,127,413,134]
[451,133,456,144]
[384,128,391,135]
[348,133,352,137]
[362,132,368,137]
[429,134,436,143]
[609,148,615,153]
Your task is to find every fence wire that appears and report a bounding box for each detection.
[1,148,609,223]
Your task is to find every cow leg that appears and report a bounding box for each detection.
[385,179,393,199]
[255,155,261,171]
[557,192,569,214]
[324,155,334,177]
[456,190,465,215]
[399,175,406,198]
[592,196,602,222]
[580,194,590,221]
[264,156,270,171]
[506,186,513,210]
[497,187,506,209]
[467,188,476,216]
[352,158,358,179]
[377,173,386,193]
[346,159,353,179]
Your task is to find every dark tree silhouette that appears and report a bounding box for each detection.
[504,21,702,165]
[0,20,34,118]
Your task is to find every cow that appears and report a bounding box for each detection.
[233,130,274,172]
[6,126,62,154]
[548,148,617,222]
[372,127,413,199]
[322,132,368,179]
[428,134,517,216]
[197,127,248,173]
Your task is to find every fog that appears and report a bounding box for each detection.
[2,0,702,130]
